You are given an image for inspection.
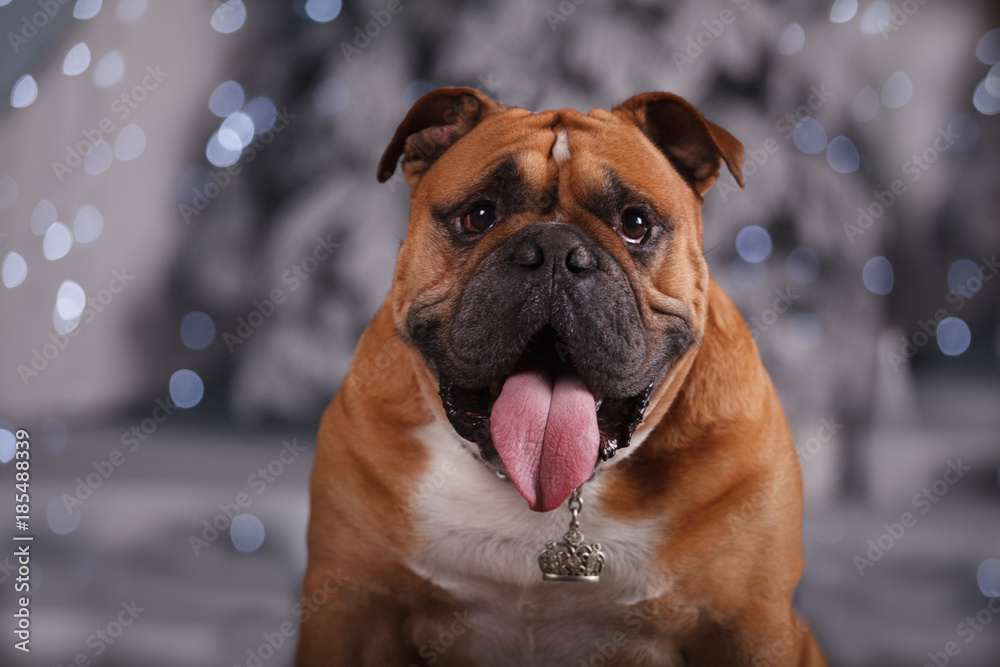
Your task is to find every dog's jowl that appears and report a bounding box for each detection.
[298,88,828,667]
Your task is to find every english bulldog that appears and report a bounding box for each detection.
[298,87,827,666]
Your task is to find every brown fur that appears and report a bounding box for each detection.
[298,88,827,666]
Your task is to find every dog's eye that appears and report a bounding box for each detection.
[619,208,649,243]
[463,202,497,233]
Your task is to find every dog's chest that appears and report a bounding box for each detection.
[405,420,680,666]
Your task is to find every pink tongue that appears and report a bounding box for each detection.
[490,368,599,512]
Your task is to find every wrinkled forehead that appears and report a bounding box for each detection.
[416,106,696,218]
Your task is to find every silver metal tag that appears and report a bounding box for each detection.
[538,487,605,582]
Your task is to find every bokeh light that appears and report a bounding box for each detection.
[56,280,86,321]
[0,429,15,463]
[170,369,205,408]
[211,0,246,33]
[735,225,772,263]
[976,28,1000,65]
[206,131,241,167]
[63,42,92,76]
[936,317,971,356]
[31,199,57,235]
[115,0,147,22]
[114,124,146,161]
[54,303,81,335]
[43,222,74,261]
[244,97,278,133]
[93,50,125,87]
[829,0,857,24]
[219,112,255,150]
[793,117,828,154]
[779,22,805,56]
[948,259,983,298]
[181,312,216,350]
[859,0,890,35]
[11,74,38,108]
[209,80,245,118]
[862,256,893,294]
[2,252,27,288]
[230,513,266,553]
[881,71,913,109]
[826,136,860,173]
[73,205,104,244]
[977,559,1000,597]
[73,0,103,20]
[47,497,82,535]
[986,63,1000,97]
[84,139,114,175]
[304,0,342,23]
[972,78,1000,116]
[786,247,820,285]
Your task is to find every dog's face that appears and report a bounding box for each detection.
[378,88,744,511]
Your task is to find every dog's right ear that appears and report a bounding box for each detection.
[377,87,506,187]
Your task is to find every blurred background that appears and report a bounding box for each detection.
[0,0,998,665]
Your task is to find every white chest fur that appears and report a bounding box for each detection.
[405,419,679,666]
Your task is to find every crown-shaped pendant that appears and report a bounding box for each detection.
[538,487,605,582]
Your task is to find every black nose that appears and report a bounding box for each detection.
[510,225,597,275]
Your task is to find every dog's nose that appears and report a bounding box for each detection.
[510,225,597,275]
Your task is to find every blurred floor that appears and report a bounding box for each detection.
[1,372,999,667]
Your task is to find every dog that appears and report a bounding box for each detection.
[297,87,827,666]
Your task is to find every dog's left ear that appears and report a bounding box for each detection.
[613,92,745,197]
[377,87,506,187]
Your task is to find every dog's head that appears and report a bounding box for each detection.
[378,88,744,511]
